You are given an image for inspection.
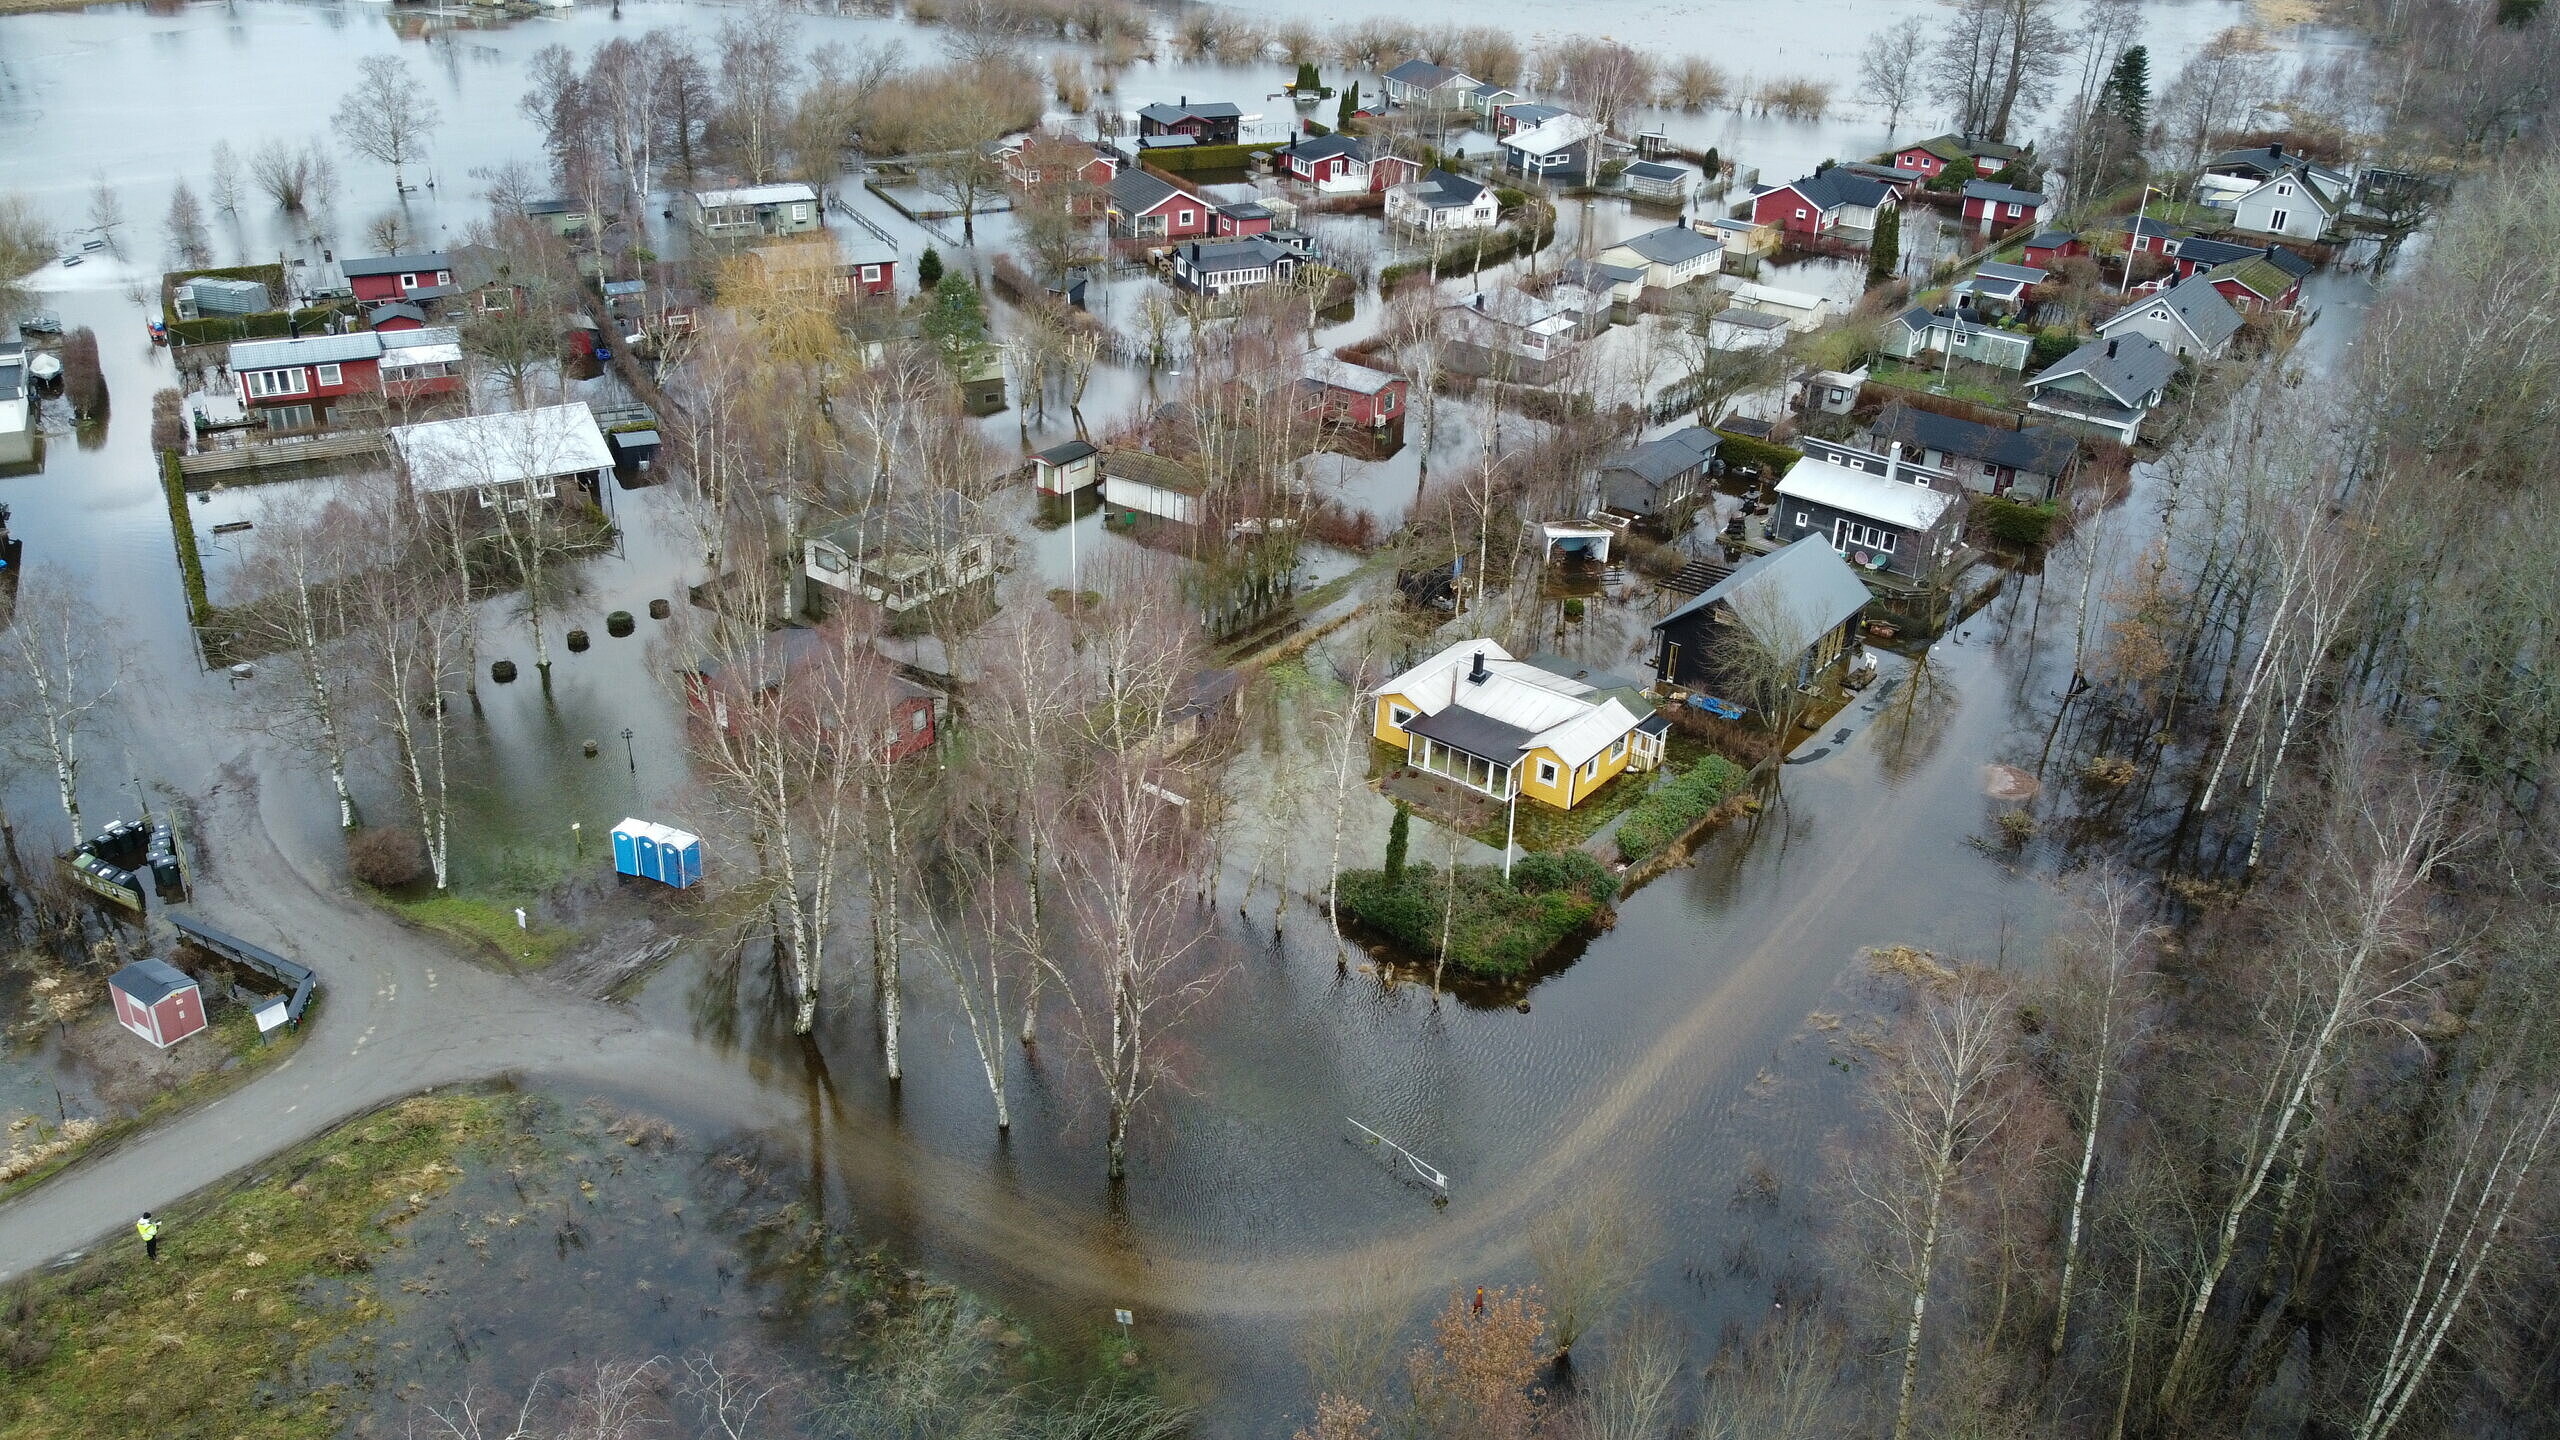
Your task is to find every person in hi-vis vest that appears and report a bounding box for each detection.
[136,1213,161,1260]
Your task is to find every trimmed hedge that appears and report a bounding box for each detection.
[1378,207,1556,291]
[1145,142,1284,174]
[1712,429,1805,477]
[167,304,358,347]
[1339,848,1615,977]
[1614,755,1748,862]
[1977,494,2058,546]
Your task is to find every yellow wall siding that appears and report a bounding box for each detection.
[1373,692,1422,748]
[1518,738,1635,810]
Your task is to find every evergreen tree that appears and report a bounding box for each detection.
[916,245,944,289]
[1702,146,1720,178]
[2101,47,2150,137]
[1295,61,1322,94]
[1867,203,1901,282]
[1384,802,1411,882]
[1338,82,1360,131]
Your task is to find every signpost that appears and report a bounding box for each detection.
[1348,1117,1450,1200]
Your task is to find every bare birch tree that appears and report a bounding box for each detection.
[0,581,122,844]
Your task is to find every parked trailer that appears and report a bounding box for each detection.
[168,912,318,1023]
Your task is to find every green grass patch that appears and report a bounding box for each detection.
[0,1092,515,1440]
[378,888,574,970]
[1338,850,1615,977]
[1711,429,1806,477]
[1976,494,2059,546]
[1614,755,1749,863]
[1471,765,1658,854]
[1868,356,2021,410]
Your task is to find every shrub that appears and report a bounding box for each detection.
[2030,327,2080,369]
[1338,850,1612,977]
[1711,429,1805,477]
[916,247,945,289]
[60,328,106,421]
[1142,142,1283,174]
[1977,494,2058,547]
[1384,802,1411,881]
[348,826,427,888]
[1615,755,1749,862]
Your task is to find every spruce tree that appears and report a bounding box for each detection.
[2102,47,2150,136]
[1338,82,1360,131]
[1867,204,1901,283]
[916,245,945,289]
[1385,802,1411,883]
[1296,61,1322,95]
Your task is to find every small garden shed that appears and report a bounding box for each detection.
[110,958,207,1049]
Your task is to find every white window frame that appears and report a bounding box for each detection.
[1387,703,1416,730]
[1178,209,1196,227]
[314,362,342,387]
[860,264,882,284]
[1536,758,1559,785]
[2268,208,2290,231]
[246,367,310,399]
[399,273,417,290]
[434,270,451,285]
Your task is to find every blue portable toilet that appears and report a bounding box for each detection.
[634,827,664,883]
[657,828,703,888]
[610,819,648,878]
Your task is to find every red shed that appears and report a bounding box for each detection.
[343,251,454,305]
[1301,355,1406,428]
[110,958,207,1049]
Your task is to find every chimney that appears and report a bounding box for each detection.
[1887,440,1903,474]
[2106,338,2119,358]
[2269,143,2282,158]
[1469,650,1489,684]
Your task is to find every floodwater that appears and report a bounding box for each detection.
[0,2,2387,1435]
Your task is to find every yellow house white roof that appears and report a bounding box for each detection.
[1376,638,1640,768]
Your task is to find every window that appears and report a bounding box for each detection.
[2007,203,2022,216]
[1609,737,1625,760]
[1794,207,1807,220]
[399,274,417,290]
[245,367,309,399]
[314,363,342,387]
[260,403,315,431]
[793,203,811,221]
[910,709,929,733]
[2275,183,2292,196]
[434,270,450,285]
[2269,209,2290,231]
[2152,309,2169,320]
[1794,511,1809,526]
[860,265,881,283]
[1388,703,1415,730]
[1178,209,1196,226]
[1537,758,1559,785]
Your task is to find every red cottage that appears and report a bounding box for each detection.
[681,627,942,764]
[226,331,385,430]
[1300,355,1406,428]
[110,958,206,1049]
[2021,229,2085,269]
[1107,170,1213,240]
[343,251,454,304]
[1213,201,1276,237]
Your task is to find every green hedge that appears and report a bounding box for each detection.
[1712,429,1805,476]
[1338,849,1614,977]
[1145,142,1285,173]
[1378,209,1556,291]
[1614,755,1748,862]
[1977,494,2058,546]
[167,305,358,347]
[160,449,217,635]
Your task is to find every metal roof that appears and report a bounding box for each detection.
[341,251,452,278]
[1776,167,1892,213]
[1603,426,1721,485]
[693,182,818,208]
[1608,224,1720,267]
[1502,114,1600,157]
[1137,99,1243,122]
[229,331,384,369]
[1655,536,1873,647]
[1963,179,2048,208]
[1304,354,1400,395]
[1775,455,1957,532]
[391,403,614,492]
[1035,439,1098,464]
[1407,705,1537,764]
[1101,448,1206,495]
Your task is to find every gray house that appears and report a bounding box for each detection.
[1594,426,1720,529]
[1768,438,1963,581]
[2026,334,2177,444]
[1879,307,2033,371]
[688,183,823,241]
[2096,274,2244,360]
[1651,537,1873,697]
[1869,401,2079,501]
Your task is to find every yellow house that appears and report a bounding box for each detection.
[1372,640,1659,810]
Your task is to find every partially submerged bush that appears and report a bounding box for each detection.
[1339,848,1614,977]
[1615,755,1749,862]
[348,826,427,889]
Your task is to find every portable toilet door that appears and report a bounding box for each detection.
[659,829,703,888]
[633,827,665,883]
[611,819,647,878]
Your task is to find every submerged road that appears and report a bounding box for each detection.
[0,651,1961,1323]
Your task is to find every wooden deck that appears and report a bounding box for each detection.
[177,430,379,481]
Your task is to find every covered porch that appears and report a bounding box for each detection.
[1403,708,1528,801]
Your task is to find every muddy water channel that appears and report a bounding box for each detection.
[0,2,2388,1435]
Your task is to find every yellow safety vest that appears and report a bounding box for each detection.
[136,1218,159,1241]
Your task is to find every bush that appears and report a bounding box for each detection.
[2030,327,2080,369]
[60,328,105,421]
[1338,849,1614,977]
[1383,802,1411,881]
[1711,429,1804,477]
[1977,494,2058,547]
[916,247,945,289]
[1615,755,1749,862]
[348,827,427,888]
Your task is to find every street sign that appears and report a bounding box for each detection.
[1113,1309,1133,1328]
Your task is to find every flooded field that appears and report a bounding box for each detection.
[0,1,2390,1434]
